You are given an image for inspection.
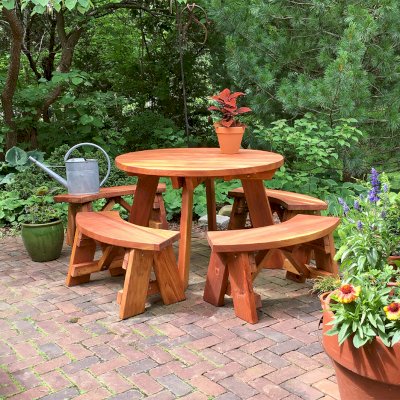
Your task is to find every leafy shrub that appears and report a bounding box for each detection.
[253,114,366,213]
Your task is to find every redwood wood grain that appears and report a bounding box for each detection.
[205,178,217,231]
[76,211,179,251]
[203,252,229,307]
[54,184,166,204]
[66,203,92,246]
[119,249,153,319]
[153,246,185,305]
[241,179,274,227]
[179,178,195,288]
[208,214,340,253]
[116,148,283,289]
[128,175,160,226]
[115,148,284,178]
[228,188,327,211]
[227,252,258,324]
[66,230,96,286]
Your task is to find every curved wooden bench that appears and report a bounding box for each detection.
[203,214,340,324]
[228,188,328,281]
[67,211,184,320]
[55,184,168,245]
[228,187,327,228]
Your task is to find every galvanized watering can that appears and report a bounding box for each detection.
[29,143,111,195]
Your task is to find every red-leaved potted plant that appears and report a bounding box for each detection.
[208,88,251,154]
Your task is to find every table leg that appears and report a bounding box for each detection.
[205,178,217,231]
[178,178,195,289]
[241,179,274,227]
[128,175,160,226]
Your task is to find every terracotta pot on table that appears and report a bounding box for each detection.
[214,123,245,154]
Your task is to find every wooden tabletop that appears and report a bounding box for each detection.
[115,148,284,178]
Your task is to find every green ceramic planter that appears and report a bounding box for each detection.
[21,220,64,262]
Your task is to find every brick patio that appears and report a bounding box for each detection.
[0,234,339,400]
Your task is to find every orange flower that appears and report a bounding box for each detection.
[336,284,361,304]
[384,302,400,321]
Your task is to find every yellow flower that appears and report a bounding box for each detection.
[384,302,400,321]
[336,284,361,304]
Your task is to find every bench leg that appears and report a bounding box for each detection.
[313,234,339,275]
[97,245,125,277]
[227,252,258,324]
[153,246,185,305]
[119,249,153,319]
[284,246,310,283]
[66,202,92,246]
[203,252,229,306]
[149,193,168,229]
[66,230,96,286]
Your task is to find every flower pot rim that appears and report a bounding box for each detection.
[321,293,400,385]
[213,122,247,129]
[22,219,62,228]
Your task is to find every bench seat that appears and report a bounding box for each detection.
[67,211,184,320]
[228,187,328,231]
[228,187,328,212]
[55,184,168,245]
[204,214,340,324]
[228,188,329,281]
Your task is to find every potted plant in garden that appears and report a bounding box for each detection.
[320,168,400,400]
[21,186,64,262]
[208,88,251,154]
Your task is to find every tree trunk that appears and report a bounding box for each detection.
[1,8,24,151]
[41,12,82,123]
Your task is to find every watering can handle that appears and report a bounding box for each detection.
[64,143,111,187]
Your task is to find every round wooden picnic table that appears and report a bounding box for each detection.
[115,148,284,288]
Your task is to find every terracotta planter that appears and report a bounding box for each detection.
[320,294,400,400]
[388,255,400,266]
[214,123,245,154]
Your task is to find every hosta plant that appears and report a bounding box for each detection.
[208,88,251,127]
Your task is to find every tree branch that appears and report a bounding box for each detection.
[1,8,24,150]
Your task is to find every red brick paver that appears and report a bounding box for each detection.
[0,235,338,399]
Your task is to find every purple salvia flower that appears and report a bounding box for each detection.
[368,167,380,203]
[354,200,360,211]
[357,221,363,231]
[370,168,380,189]
[383,183,388,193]
[338,197,349,215]
[381,210,387,218]
[368,189,380,203]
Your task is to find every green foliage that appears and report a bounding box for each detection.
[326,267,400,348]
[0,146,44,186]
[208,0,400,170]
[335,171,400,275]
[311,275,341,296]
[162,178,240,221]
[254,115,365,213]
[0,0,92,14]
[22,186,63,225]
[0,191,27,227]
[324,170,400,348]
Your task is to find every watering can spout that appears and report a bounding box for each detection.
[28,156,68,188]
